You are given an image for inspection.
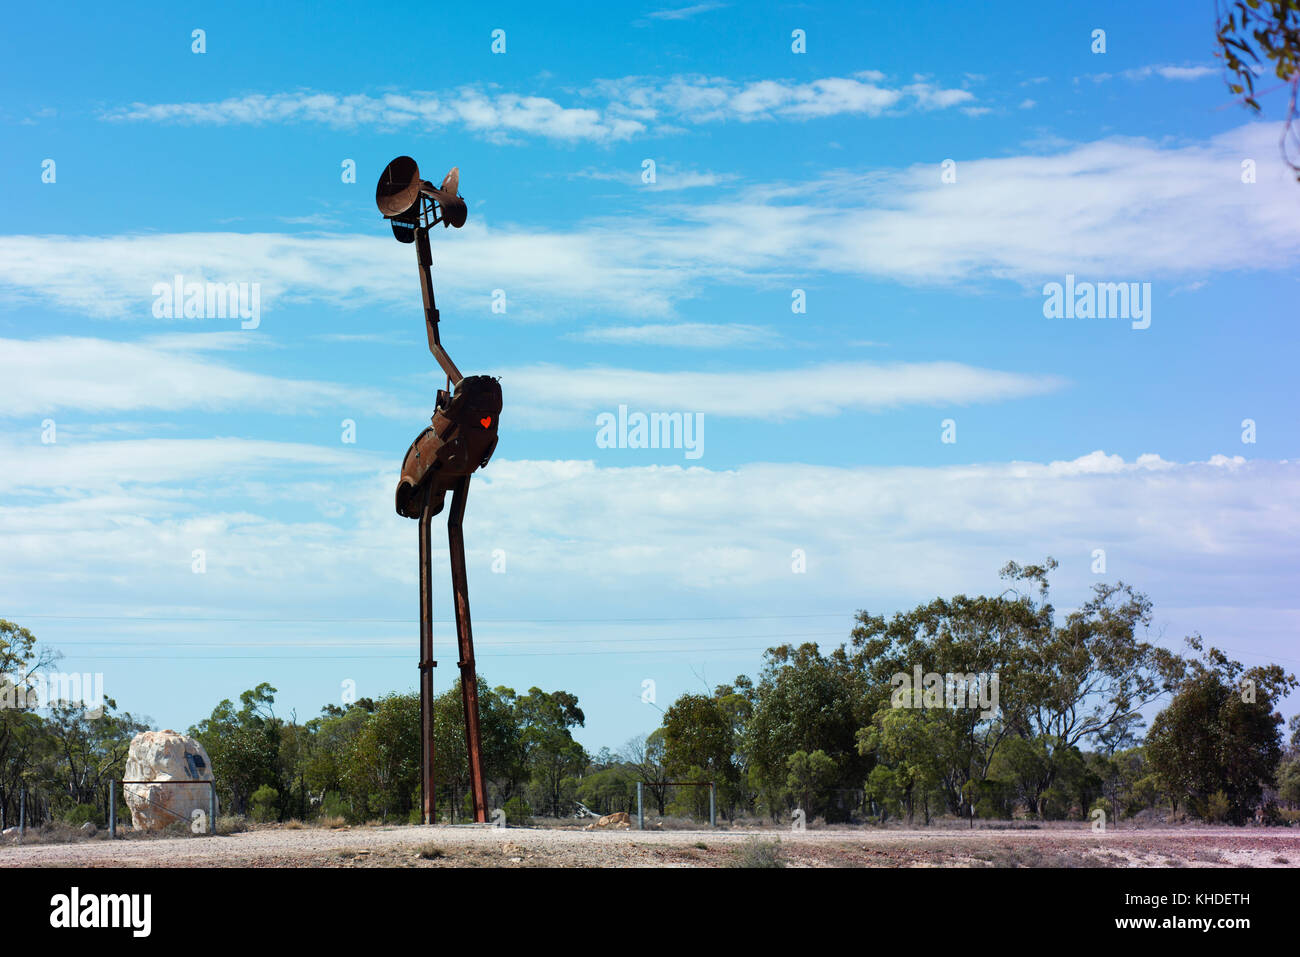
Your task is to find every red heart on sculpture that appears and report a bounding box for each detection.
[480,417,492,428]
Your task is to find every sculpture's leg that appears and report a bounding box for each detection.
[447,475,488,823]
[418,483,437,825]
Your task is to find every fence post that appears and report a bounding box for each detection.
[19,788,25,841]
[109,781,116,839]
[636,782,644,830]
[209,782,217,835]
[709,784,716,828]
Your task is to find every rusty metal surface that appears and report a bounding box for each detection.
[423,167,467,229]
[447,476,488,822]
[377,155,467,241]
[418,483,437,825]
[376,155,496,825]
[415,227,462,383]
[395,376,501,519]
[376,155,421,217]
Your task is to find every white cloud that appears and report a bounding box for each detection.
[1,444,1295,650]
[1150,65,1217,81]
[572,165,739,191]
[1127,64,1217,82]
[102,72,977,143]
[6,440,1295,735]
[1088,64,1218,84]
[596,72,971,124]
[0,227,691,319]
[645,2,726,20]
[567,323,780,348]
[105,90,645,144]
[0,335,419,419]
[0,334,1053,426]
[2,125,1295,320]
[776,122,1300,284]
[0,333,1058,426]
[902,82,977,110]
[458,453,1299,601]
[0,435,384,498]
[497,360,1063,426]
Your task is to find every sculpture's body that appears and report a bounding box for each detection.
[395,374,501,520]
[377,156,497,824]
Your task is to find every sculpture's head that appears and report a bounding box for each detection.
[376,155,467,243]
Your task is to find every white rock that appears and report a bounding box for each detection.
[1,826,17,837]
[124,729,217,832]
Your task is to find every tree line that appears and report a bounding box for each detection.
[2,559,1297,829]
[652,561,1299,825]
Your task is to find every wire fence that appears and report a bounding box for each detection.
[431,784,876,827]
[432,785,633,823]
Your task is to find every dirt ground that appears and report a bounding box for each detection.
[4,822,1299,868]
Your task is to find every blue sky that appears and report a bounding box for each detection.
[1,0,1298,751]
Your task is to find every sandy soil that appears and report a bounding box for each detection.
[4,823,1299,868]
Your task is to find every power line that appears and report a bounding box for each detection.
[41,638,1300,667]
[37,646,781,660]
[39,630,846,649]
[7,611,857,624]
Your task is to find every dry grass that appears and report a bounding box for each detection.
[975,845,1109,868]
[728,840,785,868]
[3,822,98,846]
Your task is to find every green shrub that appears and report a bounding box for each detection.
[1277,759,1300,807]
[1205,790,1231,823]
[972,780,1014,820]
[319,790,349,822]
[249,785,279,823]
[504,796,532,826]
[61,803,103,828]
[1127,774,1161,814]
[1039,787,1071,820]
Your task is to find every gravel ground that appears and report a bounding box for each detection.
[4,824,1299,868]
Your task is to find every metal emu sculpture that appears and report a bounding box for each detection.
[376,156,500,824]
